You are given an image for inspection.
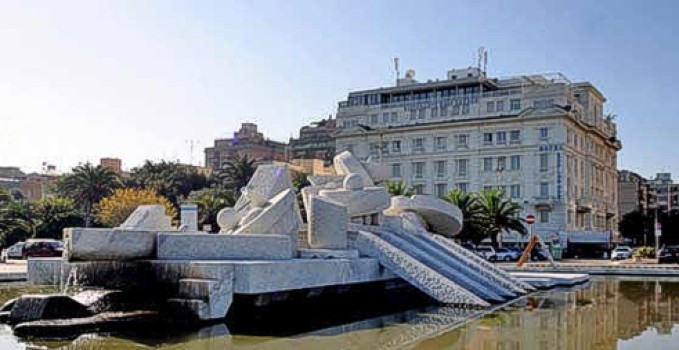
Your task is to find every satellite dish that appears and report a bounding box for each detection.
[405,69,416,79]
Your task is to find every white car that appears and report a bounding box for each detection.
[1,242,25,262]
[475,246,497,261]
[611,246,633,260]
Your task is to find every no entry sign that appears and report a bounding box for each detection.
[526,214,536,225]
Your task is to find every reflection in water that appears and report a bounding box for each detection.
[2,277,679,349]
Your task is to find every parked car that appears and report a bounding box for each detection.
[1,242,26,262]
[610,246,633,260]
[495,248,521,261]
[21,239,64,259]
[657,246,679,264]
[475,246,497,261]
[531,247,551,261]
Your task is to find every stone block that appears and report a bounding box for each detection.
[307,175,344,188]
[298,249,359,259]
[156,233,294,260]
[333,151,374,187]
[231,258,396,294]
[235,189,300,252]
[319,187,390,217]
[234,164,293,211]
[307,196,348,249]
[64,228,158,261]
[352,231,489,307]
[384,195,463,236]
[27,258,63,285]
[118,205,173,231]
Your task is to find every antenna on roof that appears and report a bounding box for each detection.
[477,47,488,75]
[394,57,400,83]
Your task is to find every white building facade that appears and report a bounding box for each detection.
[334,68,621,240]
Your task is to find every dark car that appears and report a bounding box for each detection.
[531,247,550,261]
[21,240,64,258]
[657,246,679,264]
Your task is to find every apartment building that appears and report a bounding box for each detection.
[334,67,621,239]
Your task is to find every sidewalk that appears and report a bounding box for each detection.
[0,260,28,282]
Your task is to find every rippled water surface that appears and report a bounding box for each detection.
[1,277,679,349]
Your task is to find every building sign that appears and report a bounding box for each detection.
[556,152,563,200]
[537,144,564,201]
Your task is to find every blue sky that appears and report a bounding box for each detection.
[0,0,677,177]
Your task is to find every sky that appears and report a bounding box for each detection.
[0,0,678,177]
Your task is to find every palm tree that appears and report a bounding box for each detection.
[57,163,121,227]
[475,188,528,247]
[217,155,256,193]
[33,197,84,239]
[442,189,485,242]
[386,180,415,197]
[186,186,236,232]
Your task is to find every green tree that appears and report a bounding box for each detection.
[57,163,121,227]
[0,188,12,205]
[475,189,528,247]
[386,180,414,197]
[217,155,256,193]
[292,171,310,191]
[442,189,486,243]
[33,197,84,240]
[127,160,209,207]
[186,186,236,232]
[0,200,35,247]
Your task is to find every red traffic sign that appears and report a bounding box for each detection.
[525,214,536,225]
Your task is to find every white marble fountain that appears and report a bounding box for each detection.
[21,151,586,325]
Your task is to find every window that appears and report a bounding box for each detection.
[418,108,426,119]
[483,157,493,172]
[413,138,425,151]
[510,130,521,143]
[440,106,448,117]
[431,107,438,118]
[510,185,521,199]
[435,161,446,178]
[496,100,505,111]
[409,109,416,120]
[462,104,470,114]
[435,137,447,150]
[510,99,521,110]
[483,185,494,192]
[539,182,549,197]
[497,131,507,144]
[534,99,554,110]
[391,163,401,177]
[390,112,398,123]
[413,184,425,195]
[456,134,469,148]
[451,105,460,115]
[539,154,549,172]
[510,155,521,170]
[456,159,468,177]
[382,112,389,124]
[539,210,550,223]
[497,156,507,171]
[487,101,495,113]
[369,142,379,156]
[483,133,493,145]
[370,114,378,125]
[413,162,425,178]
[391,140,401,153]
[457,182,468,193]
[539,127,549,139]
[436,184,447,198]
